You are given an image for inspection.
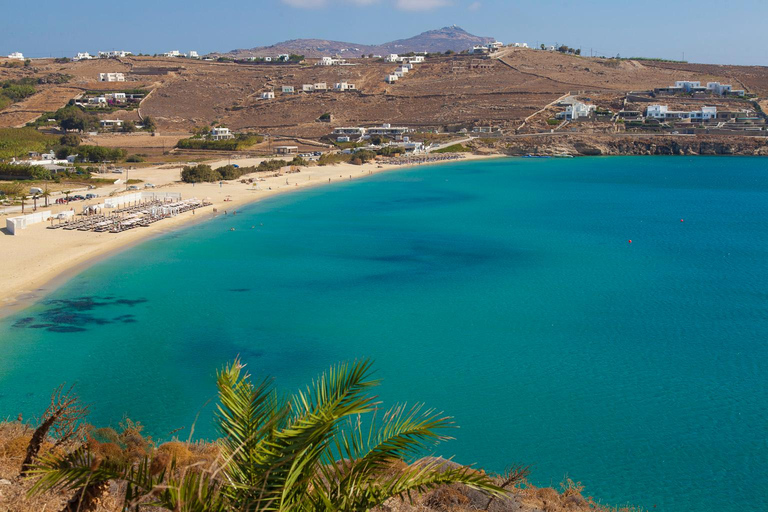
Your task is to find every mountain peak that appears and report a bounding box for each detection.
[222,27,495,59]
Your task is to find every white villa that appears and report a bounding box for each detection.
[164,50,183,57]
[386,74,399,83]
[333,127,367,137]
[314,82,328,91]
[707,82,745,96]
[556,101,596,121]
[473,41,504,54]
[189,51,199,58]
[282,85,295,94]
[98,50,131,58]
[334,82,356,91]
[99,119,124,129]
[211,127,235,140]
[385,54,400,62]
[645,105,718,121]
[367,124,411,137]
[261,91,275,99]
[99,72,125,82]
[74,52,93,61]
[317,56,346,66]
[7,52,24,60]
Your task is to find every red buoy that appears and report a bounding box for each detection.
[628,240,632,244]
[680,219,684,222]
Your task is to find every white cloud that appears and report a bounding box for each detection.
[468,1,481,11]
[395,0,451,10]
[281,0,328,7]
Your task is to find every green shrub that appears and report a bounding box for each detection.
[0,127,58,160]
[433,144,472,153]
[181,164,221,183]
[176,134,263,151]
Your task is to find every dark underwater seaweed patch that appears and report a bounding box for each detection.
[12,296,148,333]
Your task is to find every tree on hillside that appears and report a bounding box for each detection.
[29,359,504,511]
[142,116,157,132]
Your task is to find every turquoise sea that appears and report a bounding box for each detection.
[1,156,766,511]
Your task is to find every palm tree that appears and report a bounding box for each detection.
[28,359,503,511]
[33,193,39,211]
[42,185,51,207]
[63,190,71,203]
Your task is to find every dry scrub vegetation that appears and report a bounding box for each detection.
[0,360,642,512]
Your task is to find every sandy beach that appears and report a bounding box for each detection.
[0,153,501,316]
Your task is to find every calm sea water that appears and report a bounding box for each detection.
[1,156,766,511]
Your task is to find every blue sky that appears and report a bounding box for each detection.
[3,0,767,65]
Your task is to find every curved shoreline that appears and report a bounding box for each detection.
[0,153,503,320]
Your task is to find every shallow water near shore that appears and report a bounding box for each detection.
[1,156,767,511]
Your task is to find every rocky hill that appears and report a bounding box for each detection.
[221,26,495,59]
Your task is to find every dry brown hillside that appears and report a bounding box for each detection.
[1,49,766,137]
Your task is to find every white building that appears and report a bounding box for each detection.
[396,66,409,74]
[189,51,199,58]
[333,127,367,137]
[104,92,126,102]
[317,56,346,66]
[302,84,315,92]
[7,52,24,60]
[277,54,290,61]
[385,54,400,62]
[386,74,399,83]
[707,82,745,96]
[73,52,93,61]
[282,85,295,94]
[334,82,356,91]
[314,82,328,91]
[98,50,131,58]
[404,55,425,64]
[513,43,529,48]
[556,102,596,121]
[211,127,235,140]
[164,50,183,57]
[645,105,718,120]
[261,91,275,99]
[99,119,124,129]
[99,72,125,82]
[367,124,411,137]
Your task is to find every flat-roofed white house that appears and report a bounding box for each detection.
[282,85,295,94]
[100,119,124,129]
[277,54,290,62]
[645,105,718,120]
[386,54,400,62]
[261,91,275,99]
[314,82,328,91]
[556,102,596,121]
[367,124,411,137]
[211,127,235,140]
[317,56,345,66]
[513,42,529,48]
[98,50,131,58]
[334,82,356,91]
[8,52,24,60]
[302,84,315,92]
[404,55,425,64]
[74,52,93,61]
[189,51,199,58]
[164,50,183,57]
[276,145,298,155]
[386,74,399,83]
[706,82,745,96]
[99,72,125,82]
[396,66,409,74]
[333,127,367,137]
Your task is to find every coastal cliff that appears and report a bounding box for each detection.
[479,134,768,157]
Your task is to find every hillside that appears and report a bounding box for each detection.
[222,26,495,59]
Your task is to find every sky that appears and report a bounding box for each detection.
[2,0,767,65]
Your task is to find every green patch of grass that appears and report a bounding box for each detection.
[433,143,472,153]
[0,127,58,160]
[176,135,263,151]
